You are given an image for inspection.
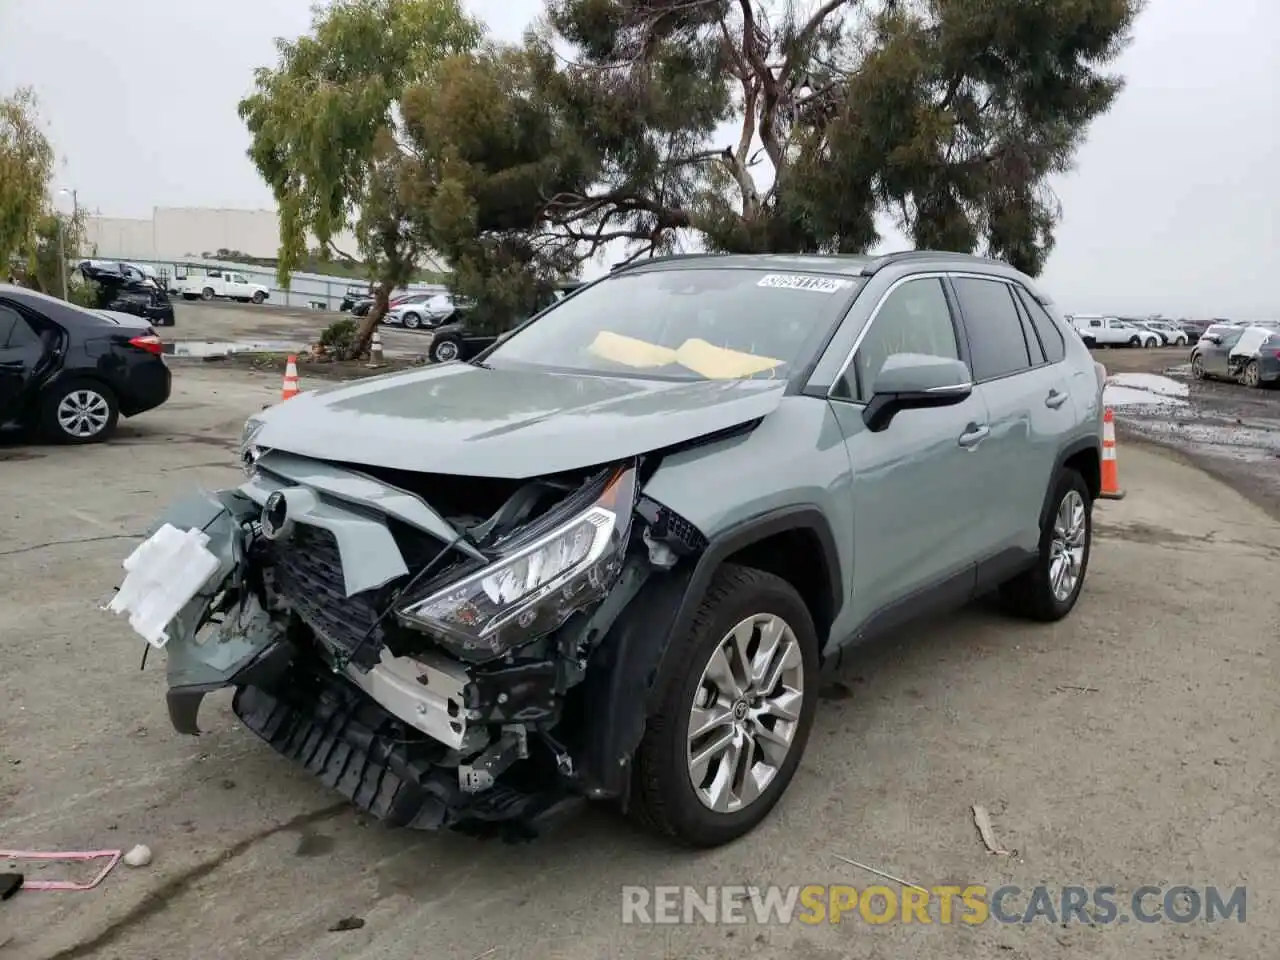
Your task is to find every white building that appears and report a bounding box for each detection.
[82,206,443,271]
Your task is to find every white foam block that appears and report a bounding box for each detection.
[106,523,221,648]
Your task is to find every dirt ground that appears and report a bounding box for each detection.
[1,338,1278,959]
[1094,345,1280,522]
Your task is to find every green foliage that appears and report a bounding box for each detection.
[409,0,1141,284]
[24,209,86,296]
[0,88,55,276]
[68,278,100,308]
[239,0,483,355]
[319,317,360,356]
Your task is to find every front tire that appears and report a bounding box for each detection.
[201,287,214,301]
[1191,354,1205,379]
[630,564,820,847]
[252,290,266,304]
[430,336,461,363]
[402,311,421,329]
[999,469,1092,622]
[41,379,120,444]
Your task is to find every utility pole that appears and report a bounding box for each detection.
[58,188,78,300]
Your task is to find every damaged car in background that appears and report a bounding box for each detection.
[107,251,1105,847]
[1190,321,1280,388]
[78,259,175,327]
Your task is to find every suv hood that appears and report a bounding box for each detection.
[252,362,786,478]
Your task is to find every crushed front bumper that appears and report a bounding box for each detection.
[232,659,568,833]
[111,482,575,835]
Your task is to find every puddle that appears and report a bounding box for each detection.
[164,340,302,358]
[1104,372,1189,408]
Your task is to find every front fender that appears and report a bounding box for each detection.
[138,489,292,734]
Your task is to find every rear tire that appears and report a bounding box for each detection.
[402,312,421,329]
[252,290,266,304]
[999,469,1092,622]
[41,378,120,444]
[629,564,820,848]
[201,287,214,301]
[1241,360,1260,389]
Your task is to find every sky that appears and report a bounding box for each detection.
[0,0,1275,318]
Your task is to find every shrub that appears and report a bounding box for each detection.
[318,317,360,359]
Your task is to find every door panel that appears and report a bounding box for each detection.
[829,395,992,622]
[826,276,991,623]
[0,304,46,421]
[948,277,1054,554]
[1202,332,1241,376]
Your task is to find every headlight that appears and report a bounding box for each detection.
[397,465,637,662]
[239,418,265,476]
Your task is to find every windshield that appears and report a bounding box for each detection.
[484,267,863,381]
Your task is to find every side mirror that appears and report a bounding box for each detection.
[862,355,973,432]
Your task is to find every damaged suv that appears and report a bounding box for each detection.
[111,251,1106,847]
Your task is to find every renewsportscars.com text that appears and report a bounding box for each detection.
[621,884,1247,926]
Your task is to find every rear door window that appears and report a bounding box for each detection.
[950,277,1032,381]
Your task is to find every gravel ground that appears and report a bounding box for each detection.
[1,337,1277,960]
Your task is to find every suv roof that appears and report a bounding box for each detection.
[610,249,1016,279]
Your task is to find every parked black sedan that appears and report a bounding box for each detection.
[0,285,171,443]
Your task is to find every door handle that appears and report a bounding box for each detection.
[1045,389,1069,409]
[958,424,990,448]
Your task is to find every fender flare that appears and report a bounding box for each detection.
[576,505,842,803]
[1040,436,1101,529]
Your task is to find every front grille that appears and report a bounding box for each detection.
[270,519,453,663]
[271,524,386,659]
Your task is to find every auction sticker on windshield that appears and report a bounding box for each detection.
[757,274,853,293]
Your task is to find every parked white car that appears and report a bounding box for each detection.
[382,293,436,328]
[1135,319,1189,346]
[1070,315,1159,348]
[384,292,467,329]
[174,269,270,304]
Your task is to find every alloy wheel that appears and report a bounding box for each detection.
[1192,356,1204,379]
[56,389,111,439]
[1243,362,1259,388]
[686,613,804,814]
[1049,489,1087,602]
[434,339,460,361]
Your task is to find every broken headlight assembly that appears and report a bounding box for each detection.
[239,417,266,476]
[397,465,637,662]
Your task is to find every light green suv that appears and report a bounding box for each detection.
[112,250,1107,848]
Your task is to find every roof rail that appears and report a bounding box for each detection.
[609,252,726,274]
[859,249,1008,277]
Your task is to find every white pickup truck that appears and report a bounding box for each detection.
[173,269,270,304]
[1070,314,1160,348]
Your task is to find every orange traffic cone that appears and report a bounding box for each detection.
[281,355,300,401]
[1098,408,1125,500]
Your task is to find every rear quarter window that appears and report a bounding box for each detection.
[1014,287,1066,362]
